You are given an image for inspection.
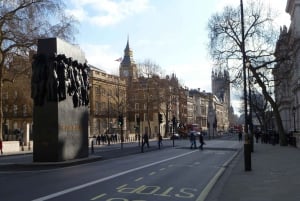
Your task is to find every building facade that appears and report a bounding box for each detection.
[89,66,127,138]
[2,56,33,141]
[274,0,300,134]
[119,39,187,138]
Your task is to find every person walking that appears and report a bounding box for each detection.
[158,134,163,149]
[142,132,150,148]
[199,133,205,150]
[238,131,242,142]
[190,131,197,149]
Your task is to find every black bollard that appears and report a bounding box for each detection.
[91,140,94,154]
[244,134,252,171]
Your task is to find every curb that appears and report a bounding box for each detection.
[0,156,103,171]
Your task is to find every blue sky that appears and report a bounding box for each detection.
[65,0,290,105]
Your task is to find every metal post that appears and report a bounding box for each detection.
[241,0,251,171]
[248,64,254,152]
[293,107,296,132]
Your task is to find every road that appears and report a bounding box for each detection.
[0,136,242,201]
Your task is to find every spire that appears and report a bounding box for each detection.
[125,35,130,52]
[122,36,135,65]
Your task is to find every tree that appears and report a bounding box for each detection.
[0,0,77,140]
[207,0,288,145]
[137,59,162,137]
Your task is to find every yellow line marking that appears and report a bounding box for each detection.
[90,193,106,200]
[149,171,156,175]
[32,150,199,201]
[116,184,127,189]
[135,177,144,182]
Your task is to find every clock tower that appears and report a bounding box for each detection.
[119,38,137,81]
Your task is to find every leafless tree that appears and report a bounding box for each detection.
[137,59,162,137]
[0,0,77,140]
[207,0,288,145]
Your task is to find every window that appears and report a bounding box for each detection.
[13,105,18,116]
[3,92,8,100]
[23,105,27,117]
[95,102,100,114]
[95,86,100,94]
[135,103,139,110]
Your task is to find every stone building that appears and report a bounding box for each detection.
[186,68,231,135]
[89,66,127,137]
[2,56,33,141]
[188,89,209,131]
[119,39,187,138]
[274,0,300,134]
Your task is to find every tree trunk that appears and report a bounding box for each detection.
[252,68,287,146]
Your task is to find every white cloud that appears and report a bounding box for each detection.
[66,0,150,26]
[81,43,120,74]
[165,61,213,91]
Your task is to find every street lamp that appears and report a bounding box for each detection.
[292,106,296,132]
[241,0,251,171]
[246,59,254,152]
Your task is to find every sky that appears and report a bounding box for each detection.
[65,0,291,112]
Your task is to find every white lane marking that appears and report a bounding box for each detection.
[32,150,198,201]
[195,150,240,201]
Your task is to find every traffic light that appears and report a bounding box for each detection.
[158,113,163,124]
[118,115,123,126]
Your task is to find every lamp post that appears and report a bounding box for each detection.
[292,106,296,132]
[241,0,251,171]
[246,60,254,152]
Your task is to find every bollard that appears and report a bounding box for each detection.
[91,140,94,154]
[244,133,252,171]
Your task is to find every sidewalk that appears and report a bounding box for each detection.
[206,142,300,201]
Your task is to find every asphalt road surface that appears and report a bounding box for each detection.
[0,136,242,201]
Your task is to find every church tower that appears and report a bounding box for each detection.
[211,68,231,111]
[119,38,137,81]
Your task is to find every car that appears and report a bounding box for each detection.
[170,133,180,140]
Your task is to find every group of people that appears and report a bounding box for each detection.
[93,134,119,145]
[189,131,205,150]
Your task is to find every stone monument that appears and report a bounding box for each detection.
[31,38,89,162]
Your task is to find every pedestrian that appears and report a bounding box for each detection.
[0,139,3,155]
[199,133,205,150]
[142,132,150,148]
[96,135,101,145]
[190,131,197,149]
[158,134,163,148]
[238,131,242,142]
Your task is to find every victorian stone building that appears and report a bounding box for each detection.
[186,68,230,135]
[274,0,300,135]
[89,66,127,137]
[119,39,187,138]
[2,56,33,141]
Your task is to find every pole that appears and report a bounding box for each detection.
[294,108,296,132]
[248,66,254,152]
[241,0,248,135]
[241,0,251,171]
